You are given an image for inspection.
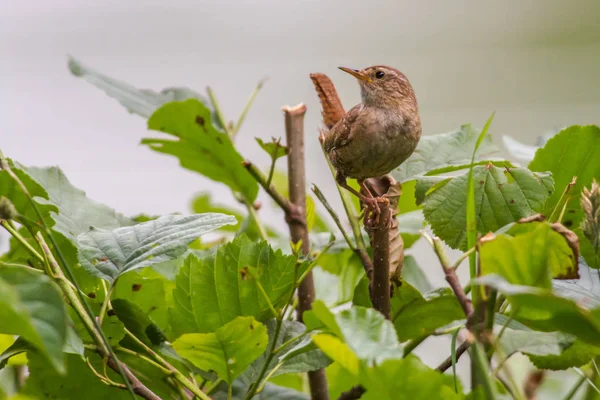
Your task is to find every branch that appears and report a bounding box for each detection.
[423,232,474,318]
[35,233,161,400]
[369,198,392,319]
[242,160,297,220]
[282,103,329,400]
[436,341,471,372]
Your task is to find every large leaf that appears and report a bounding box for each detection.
[477,275,600,347]
[390,283,464,342]
[391,124,502,183]
[529,125,600,268]
[527,339,600,370]
[422,165,553,250]
[480,222,578,287]
[0,266,67,374]
[77,213,236,283]
[172,316,268,384]
[310,303,402,365]
[170,235,304,334]
[111,299,167,347]
[145,99,259,201]
[67,56,218,124]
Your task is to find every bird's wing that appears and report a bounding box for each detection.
[322,105,361,152]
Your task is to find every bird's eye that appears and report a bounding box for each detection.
[375,71,385,79]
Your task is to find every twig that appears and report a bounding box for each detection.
[233,78,267,136]
[311,184,355,250]
[35,233,160,400]
[338,385,366,400]
[437,341,471,372]
[282,103,329,400]
[423,232,473,318]
[242,160,296,218]
[206,86,232,137]
[369,199,392,319]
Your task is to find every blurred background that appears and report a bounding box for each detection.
[2,0,600,395]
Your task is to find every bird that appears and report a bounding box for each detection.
[318,65,422,222]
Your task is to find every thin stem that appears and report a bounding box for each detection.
[311,184,355,251]
[266,142,280,186]
[123,329,212,400]
[0,220,44,263]
[206,86,232,137]
[245,318,284,400]
[99,281,116,326]
[35,232,158,399]
[296,239,335,285]
[452,246,476,271]
[205,379,223,395]
[243,200,268,241]
[562,374,587,400]
[403,335,427,356]
[242,160,295,217]
[233,79,266,136]
[549,176,577,222]
[423,232,473,318]
[437,341,471,372]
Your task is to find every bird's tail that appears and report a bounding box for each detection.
[309,73,346,129]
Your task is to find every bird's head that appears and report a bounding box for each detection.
[338,65,417,110]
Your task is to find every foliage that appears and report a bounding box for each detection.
[0,59,597,400]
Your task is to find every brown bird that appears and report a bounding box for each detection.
[319,65,422,221]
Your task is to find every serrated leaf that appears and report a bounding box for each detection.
[390,283,464,342]
[499,330,573,356]
[67,55,221,126]
[477,275,600,347]
[0,266,67,374]
[529,125,600,268]
[173,316,268,384]
[480,222,578,287]
[255,137,288,160]
[170,235,304,334]
[77,213,236,283]
[392,124,502,183]
[145,99,259,201]
[422,165,554,250]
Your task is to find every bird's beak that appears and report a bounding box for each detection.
[338,67,372,83]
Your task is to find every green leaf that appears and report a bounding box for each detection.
[170,235,303,334]
[67,55,220,125]
[480,222,578,287]
[392,124,502,183]
[529,125,600,268]
[527,339,600,370]
[401,255,433,293]
[478,275,600,347]
[112,269,173,336]
[0,266,67,374]
[390,283,464,342]
[310,304,402,365]
[145,99,259,201]
[359,356,462,400]
[422,165,554,250]
[173,316,268,384]
[499,329,573,356]
[240,320,330,389]
[77,213,236,283]
[255,137,288,160]
[21,352,130,400]
[398,210,425,249]
[111,299,167,347]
